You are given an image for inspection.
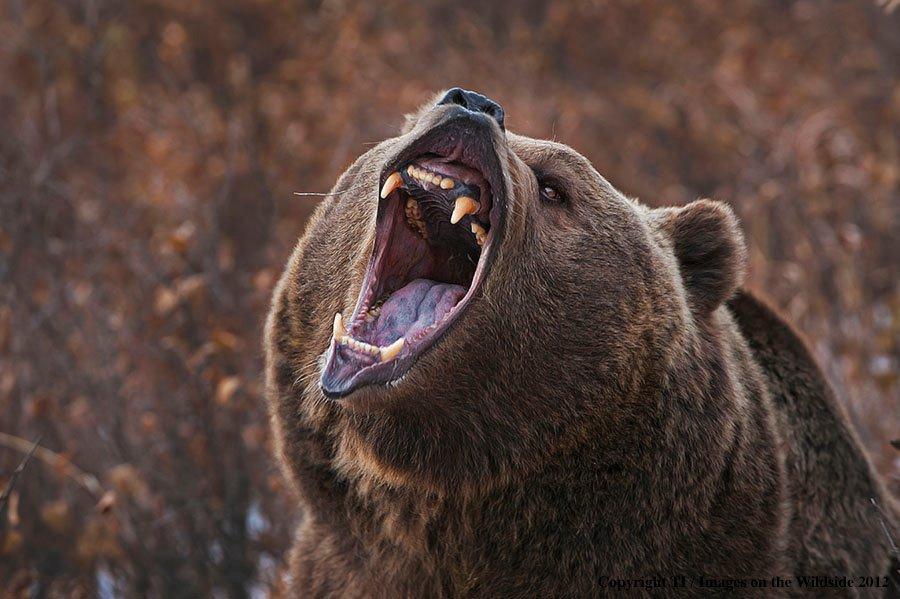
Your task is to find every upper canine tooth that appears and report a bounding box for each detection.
[451,196,479,224]
[380,337,405,361]
[380,172,403,199]
[333,312,345,339]
[440,178,454,189]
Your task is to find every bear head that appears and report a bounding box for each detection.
[266,89,746,496]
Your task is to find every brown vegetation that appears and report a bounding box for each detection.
[1,0,897,596]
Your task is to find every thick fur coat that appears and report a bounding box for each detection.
[264,92,898,597]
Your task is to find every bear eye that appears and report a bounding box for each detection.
[540,185,564,204]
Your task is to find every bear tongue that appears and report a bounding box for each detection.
[365,279,465,347]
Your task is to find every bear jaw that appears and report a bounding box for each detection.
[320,111,507,399]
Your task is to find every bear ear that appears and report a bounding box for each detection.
[653,199,746,315]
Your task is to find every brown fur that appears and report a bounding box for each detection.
[264,93,898,597]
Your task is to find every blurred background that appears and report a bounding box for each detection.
[1,0,898,596]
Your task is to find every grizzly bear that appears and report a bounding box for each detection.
[265,88,898,597]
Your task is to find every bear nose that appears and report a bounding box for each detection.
[437,87,505,131]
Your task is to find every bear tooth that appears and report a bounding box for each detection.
[440,178,454,189]
[333,312,345,339]
[380,337,404,361]
[380,172,403,199]
[470,222,486,246]
[451,196,479,225]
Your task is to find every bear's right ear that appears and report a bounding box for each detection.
[651,200,746,316]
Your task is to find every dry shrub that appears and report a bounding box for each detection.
[1,0,897,595]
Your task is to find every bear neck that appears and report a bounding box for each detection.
[318,307,782,580]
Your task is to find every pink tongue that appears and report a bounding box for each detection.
[368,279,465,346]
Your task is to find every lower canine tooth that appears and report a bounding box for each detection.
[380,337,405,361]
[451,196,479,224]
[333,312,345,339]
[380,172,403,199]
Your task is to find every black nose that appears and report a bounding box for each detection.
[437,87,505,131]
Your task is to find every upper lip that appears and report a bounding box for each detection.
[381,108,505,198]
[319,111,506,399]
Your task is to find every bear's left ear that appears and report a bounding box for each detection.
[652,199,746,316]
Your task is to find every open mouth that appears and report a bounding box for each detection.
[321,121,503,398]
